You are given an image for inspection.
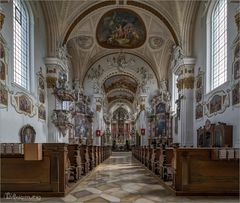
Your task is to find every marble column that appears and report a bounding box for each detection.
[175,57,195,147]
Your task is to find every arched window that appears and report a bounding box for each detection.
[13,0,30,90]
[210,0,227,90]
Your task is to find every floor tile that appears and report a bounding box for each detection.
[2,152,238,203]
[84,197,109,203]
[72,190,93,199]
[100,193,120,202]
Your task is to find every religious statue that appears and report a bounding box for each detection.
[171,45,184,69]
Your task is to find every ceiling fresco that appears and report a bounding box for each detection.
[107,91,134,104]
[103,75,138,94]
[96,8,146,49]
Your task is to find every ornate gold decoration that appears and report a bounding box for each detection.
[0,12,5,31]
[46,76,57,88]
[176,76,194,90]
[96,104,102,112]
[235,10,240,31]
[140,104,145,111]
[51,110,73,136]
[0,82,8,108]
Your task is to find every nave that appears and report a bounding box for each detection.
[0,0,240,201]
[35,152,238,203]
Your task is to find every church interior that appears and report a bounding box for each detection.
[0,0,240,202]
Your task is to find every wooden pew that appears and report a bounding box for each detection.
[151,148,160,174]
[159,147,174,181]
[142,146,146,164]
[67,144,81,182]
[93,146,98,166]
[147,147,153,170]
[1,143,70,197]
[79,145,89,175]
[98,146,102,163]
[88,145,95,171]
[171,148,239,195]
[140,147,144,162]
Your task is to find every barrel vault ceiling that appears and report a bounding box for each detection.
[40,0,200,82]
[40,0,200,115]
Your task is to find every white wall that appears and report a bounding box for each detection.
[0,2,48,143]
[192,1,240,147]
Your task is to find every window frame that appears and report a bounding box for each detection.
[206,0,228,93]
[12,0,33,92]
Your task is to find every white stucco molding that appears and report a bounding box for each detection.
[45,57,69,73]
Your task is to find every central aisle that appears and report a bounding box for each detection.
[45,152,238,203]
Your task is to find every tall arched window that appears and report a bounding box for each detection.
[211,0,227,90]
[13,0,30,90]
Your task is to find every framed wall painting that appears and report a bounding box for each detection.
[11,93,36,117]
[233,59,240,80]
[0,41,5,59]
[195,103,203,119]
[38,104,46,121]
[209,95,222,114]
[232,81,240,106]
[37,68,46,105]
[0,37,8,84]
[0,61,6,81]
[38,76,45,90]
[196,75,203,89]
[205,91,229,117]
[155,114,166,137]
[195,88,203,103]
[156,102,166,114]
[39,90,45,103]
[0,82,8,108]
[20,124,36,143]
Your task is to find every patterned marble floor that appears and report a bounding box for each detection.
[2,152,239,203]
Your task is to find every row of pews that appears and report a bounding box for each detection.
[1,143,111,197]
[132,146,239,196]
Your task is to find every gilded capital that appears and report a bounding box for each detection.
[176,76,194,90]
[47,76,57,89]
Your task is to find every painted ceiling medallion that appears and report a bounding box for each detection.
[76,36,94,49]
[96,8,146,49]
[149,36,164,49]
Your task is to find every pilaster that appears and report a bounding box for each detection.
[92,94,103,146]
[45,58,69,143]
[175,57,195,147]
